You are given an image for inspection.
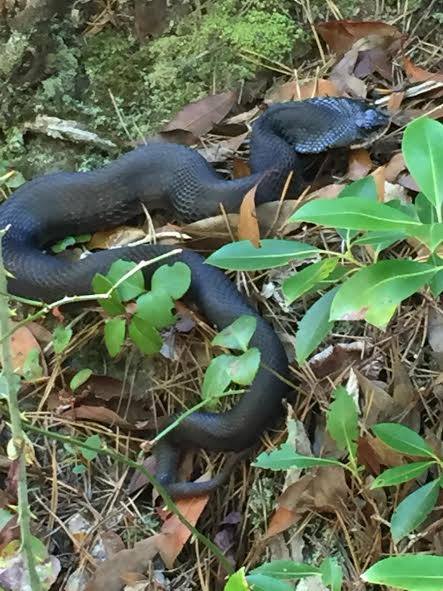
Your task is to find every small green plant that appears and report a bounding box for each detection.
[207,116,443,363]
[64,433,102,475]
[249,387,443,591]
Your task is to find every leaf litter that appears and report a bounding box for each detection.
[7,5,443,591]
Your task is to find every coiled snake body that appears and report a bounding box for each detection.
[0,98,388,498]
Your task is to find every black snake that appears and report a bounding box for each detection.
[0,98,389,498]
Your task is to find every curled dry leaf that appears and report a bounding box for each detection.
[347,148,373,180]
[309,342,364,379]
[316,20,402,55]
[330,43,367,97]
[267,78,341,103]
[85,535,161,591]
[163,91,237,136]
[402,57,443,83]
[238,185,260,246]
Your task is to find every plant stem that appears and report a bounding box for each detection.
[0,230,41,590]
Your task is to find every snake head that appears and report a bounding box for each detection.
[348,100,391,146]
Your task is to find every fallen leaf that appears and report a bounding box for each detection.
[238,185,260,246]
[355,371,396,425]
[403,56,443,83]
[26,321,52,344]
[85,535,160,591]
[9,323,46,377]
[347,148,373,180]
[387,91,405,112]
[330,44,367,97]
[398,173,420,192]
[88,226,146,250]
[156,475,210,567]
[385,152,406,182]
[232,157,250,178]
[316,20,402,55]
[392,356,416,409]
[309,342,364,379]
[163,91,237,136]
[62,405,135,429]
[366,434,405,467]
[267,78,341,102]
[357,436,381,474]
[372,165,386,202]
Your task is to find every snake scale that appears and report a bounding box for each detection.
[0,98,389,498]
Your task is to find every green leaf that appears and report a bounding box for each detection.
[282,259,337,305]
[104,317,126,357]
[206,239,320,271]
[413,223,443,252]
[92,273,125,316]
[403,117,443,211]
[106,259,145,301]
[128,316,162,355]
[320,557,343,591]
[253,443,343,470]
[70,368,92,391]
[250,560,320,579]
[80,434,101,462]
[29,536,48,561]
[372,423,436,457]
[151,262,191,300]
[246,575,292,591]
[326,387,358,456]
[337,176,377,240]
[226,348,260,385]
[51,236,76,253]
[290,197,424,234]
[53,325,73,354]
[295,287,338,364]
[212,316,257,352]
[429,254,443,297]
[22,348,43,381]
[136,289,176,329]
[390,479,440,541]
[72,464,87,475]
[352,230,406,251]
[330,260,437,328]
[370,461,434,488]
[0,508,14,529]
[361,554,443,591]
[224,568,249,591]
[415,192,437,224]
[202,355,233,401]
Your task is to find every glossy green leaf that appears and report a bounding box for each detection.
[391,479,440,541]
[352,230,406,251]
[151,262,191,300]
[290,197,423,234]
[361,554,443,591]
[372,423,436,457]
[283,259,337,305]
[0,508,14,530]
[104,317,126,357]
[337,175,377,240]
[106,259,145,301]
[250,560,320,579]
[136,289,176,329]
[370,461,434,489]
[327,386,358,456]
[403,117,443,211]
[246,575,292,591]
[415,192,437,224]
[295,287,338,364]
[128,316,162,355]
[224,568,249,591]
[72,464,86,475]
[51,236,76,253]
[428,254,443,297]
[53,325,73,354]
[413,223,443,252]
[202,355,234,400]
[80,434,101,462]
[212,316,257,352]
[254,443,342,470]
[330,260,437,328]
[70,368,92,391]
[92,273,125,316]
[320,557,343,591]
[206,239,320,271]
[227,348,260,385]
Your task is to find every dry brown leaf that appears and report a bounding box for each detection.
[392,357,416,409]
[385,152,406,182]
[10,323,46,376]
[238,185,260,246]
[387,91,405,112]
[267,78,341,102]
[372,165,386,202]
[356,371,395,425]
[309,342,363,379]
[330,44,367,97]
[357,436,381,475]
[163,91,237,136]
[232,157,251,178]
[316,20,402,55]
[88,226,146,250]
[85,535,160,591]
[265,506,297,539]
[366,435,405,467]
[26,321,52,344]
[156,476,210,568]
[403,57,443,83]
[62,405,135,429]
[347,148,373,180]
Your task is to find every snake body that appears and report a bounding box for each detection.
[0,98,388,498]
